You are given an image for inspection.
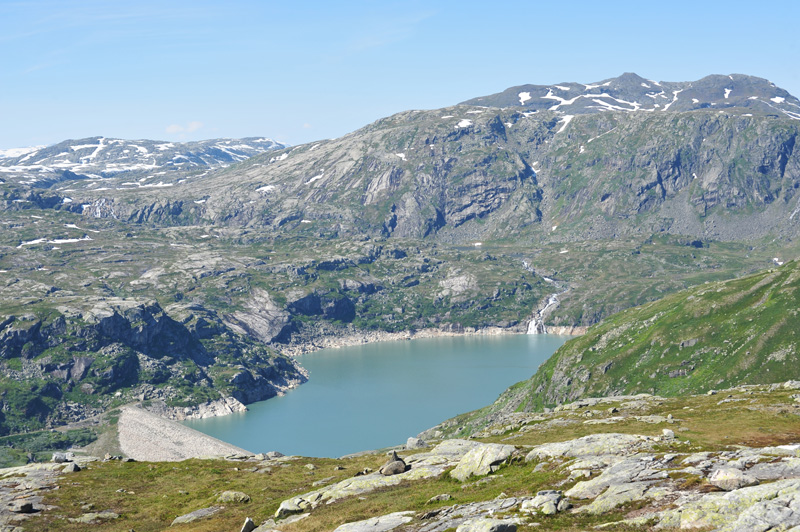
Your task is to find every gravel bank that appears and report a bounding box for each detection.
[118,406,252,461]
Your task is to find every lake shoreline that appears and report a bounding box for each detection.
[279,323,587,358]
[140,324,586,426]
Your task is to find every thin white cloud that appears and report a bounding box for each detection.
[166,121,204,134]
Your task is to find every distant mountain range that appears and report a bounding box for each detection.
[0,136,285,189]
[462,72,800,119]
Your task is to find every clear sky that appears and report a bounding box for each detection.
[2,0,799,149]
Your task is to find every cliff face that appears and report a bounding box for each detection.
[0,299,306,435]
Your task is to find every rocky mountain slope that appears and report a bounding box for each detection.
[4,75,798,253]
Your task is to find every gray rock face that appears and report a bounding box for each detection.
[171,506,223,525]
[61,462,81,473]
[333,511,414,532]
[450,443,515,481]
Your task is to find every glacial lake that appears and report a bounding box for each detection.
[184,334,569,457]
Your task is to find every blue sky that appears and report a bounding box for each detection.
[2,0,799,149]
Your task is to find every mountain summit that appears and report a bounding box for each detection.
[462,73,800,120]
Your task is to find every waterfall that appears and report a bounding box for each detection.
[527,317,546,334]
[527,294,559,335]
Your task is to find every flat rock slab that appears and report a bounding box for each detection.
[333,510,414,532]
[277,439,482,518]
[413,497,525,532]
[119,406,252,461]
[171,506,224,525]
[276,465,444,517]
[526,433,654,461]
[565,457,667,499]
[456,517,520,532]
[68,511,120,524]
[578,481,653,515]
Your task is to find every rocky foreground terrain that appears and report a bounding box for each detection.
[4,381,800,531]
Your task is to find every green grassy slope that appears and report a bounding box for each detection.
[444,259,800,435]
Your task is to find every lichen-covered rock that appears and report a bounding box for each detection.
[526,433,654,461]
[450,443,515,481]
[520,490,564,514]
[577,482,652,514]
[275,465,446,517]
[217,490,251,503]
[565,457,667,499]
[654,478,800,530]
[62,462,81,473]
[456,517,519,532]
[333,511,414,532]
[709,468,759,491]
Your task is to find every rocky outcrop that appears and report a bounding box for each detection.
[333,511,414,532]
[275,439,494,518]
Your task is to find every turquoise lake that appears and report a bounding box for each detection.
[183,334,569,458]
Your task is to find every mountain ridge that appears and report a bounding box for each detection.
[461,72,800,120]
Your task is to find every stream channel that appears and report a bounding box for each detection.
[183,333,569,457]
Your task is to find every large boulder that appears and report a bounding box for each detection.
[406,437,428,449]
[217,490,251,503]
[450,443,515,482]
[709,468,759,491]
[379,451,408,476]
